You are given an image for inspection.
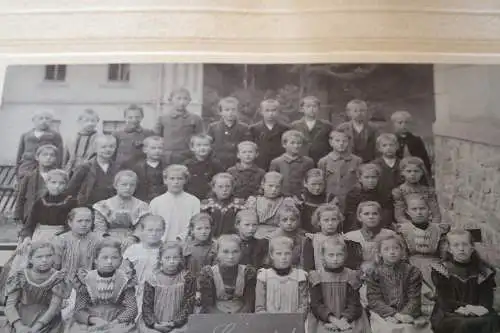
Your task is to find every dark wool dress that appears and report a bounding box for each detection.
[430,257,499,333]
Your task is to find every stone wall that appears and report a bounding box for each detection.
[434,135,500,266]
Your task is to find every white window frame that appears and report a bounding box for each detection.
[44,64,67,81]
[107,63,130,82]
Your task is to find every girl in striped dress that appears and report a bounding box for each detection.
[198,235,257,314]
[255,236,308,317]
[66,239,138,333]
[4,241,69,333]
[308,236,371,333]
[138,242,196,333]
[366,233,431,333]
[245,172,300,239]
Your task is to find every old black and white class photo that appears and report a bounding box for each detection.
[0,63,497,333]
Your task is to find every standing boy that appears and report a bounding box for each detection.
[183,134,224,200]
[291,95,332,165]
[227,141,266,200]
[269,130,314,197]
[371,133,404,195]
[154,87,204,164]
[207,97,251,170]
[336,99,378,163]
[318,130,362,205]
[63,108,100,175]
[67,134,119,206]
[249,99,290,170]
[14,144,58,224]
[391,110,432,176]
[130,136,167,203]
[114,104,155,169]
[149,165,200,242]
[16,109,63,180]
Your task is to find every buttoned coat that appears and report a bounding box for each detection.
[249,121,290,170]
[318,152,362,204]
[291,118,332,164]
[269,154,315,197]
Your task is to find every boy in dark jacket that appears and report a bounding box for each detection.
[113,104,155,169]
[371,133,404,196]
[227,141,265,200]
[249,99,290,170]
[16,109,63,180]
[183,133,224,200]
[207,96,251,170]
[291,95,332,165]
[14,144,58,224]
[129,136,167,203]
[67,134,119,206]
[391,110,432,176]
[336,99,378,163]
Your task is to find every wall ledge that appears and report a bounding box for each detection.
[433,120,500,147]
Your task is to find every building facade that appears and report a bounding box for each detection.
[0,63,203,164]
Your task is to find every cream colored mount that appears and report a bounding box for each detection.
[0,1,500,64]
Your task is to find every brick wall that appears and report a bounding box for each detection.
[434,135,500,308]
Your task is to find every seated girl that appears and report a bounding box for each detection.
[139,242,196,333]
[198,234,257,314]
[93,170,150,250]
[4,241,68,333]
[183,213,217,276]
[299,168,341,233]
[66,238,138,333]
[303,204,363,271]
[392,157,441,225]
[308,236,371,333]
[267,204,308,269]
[344,201,395,265]
[201,173,246,238]
[255,236,308,317]
[245,171,300,239]
[398,194,449,297]
[431,229,499,333]
[367,233,431,333]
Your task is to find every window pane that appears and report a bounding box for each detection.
[45,65,55,80]
[56,65,66,81]
[108,64,119,81]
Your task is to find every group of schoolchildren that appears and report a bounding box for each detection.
[0,87,497,333]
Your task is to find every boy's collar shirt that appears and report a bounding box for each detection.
[146,160,160,168]
[169,110,189,119]
[327,151,352,161]
[283,153,302,163]
[235,163,258,171]
[96,160,110,172]
[352,121,365,133]
[382,156,397,168]
[264,122,275,130]
[33,129,48,138]
[305,119,316,131]
[123,126,143,133]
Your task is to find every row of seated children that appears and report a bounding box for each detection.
[3,200,497,333]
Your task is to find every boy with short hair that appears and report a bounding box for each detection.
[227,141,266,200]
[318,130,362,205]
[149,164,201,242]
[391,110,432,175]
[371,133,404,195]
[291,95,332,164]
[114,104,155,169]
[154,87,204,164]
[249,99,290,170]
[183,134,224,200]
[63,108,100,175]
[16,109,63,180]
[67,134,119,206]
[130,136,167,203]
[207,97,251,170]
[14,144,58,224]
[336,99,378,162]
[269,130,314,197]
